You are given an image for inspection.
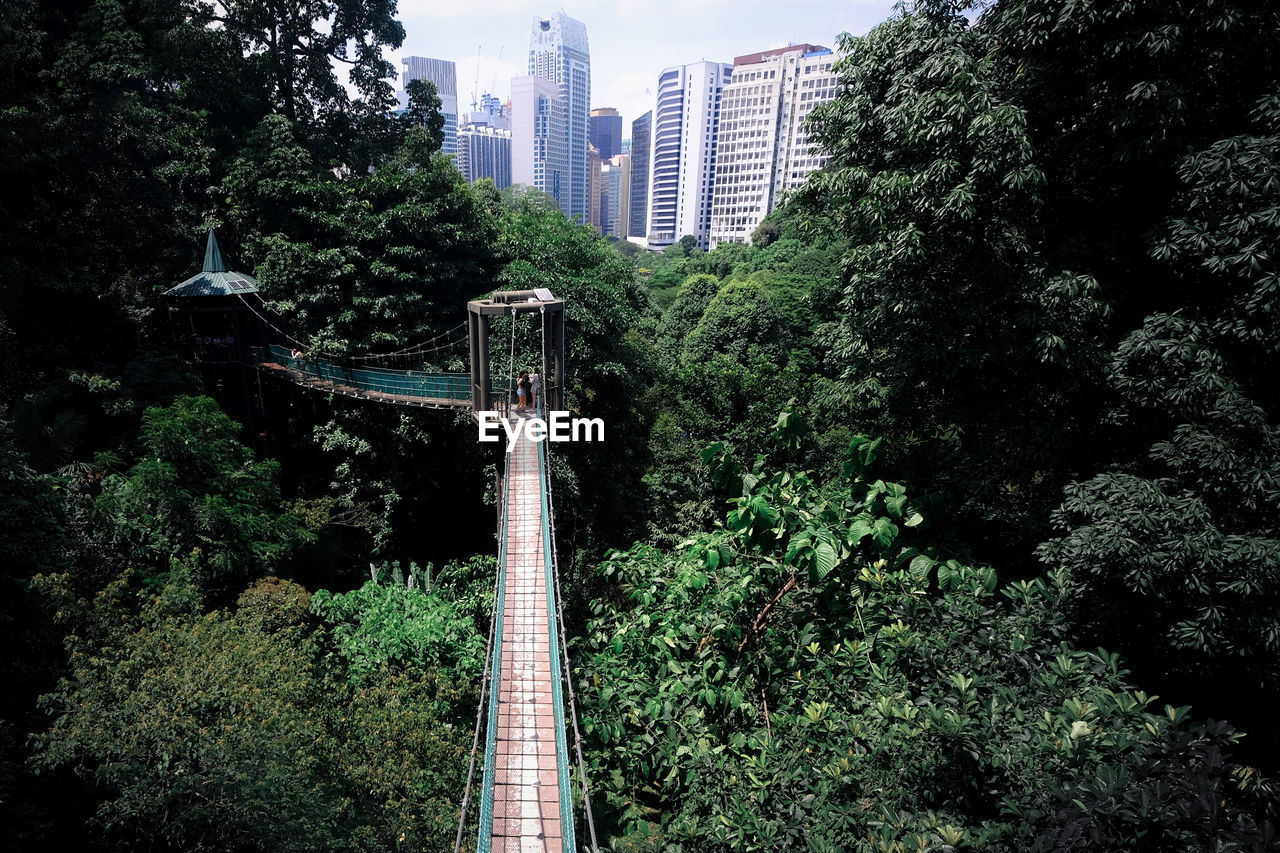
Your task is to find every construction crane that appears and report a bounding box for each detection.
[471,44,481,112]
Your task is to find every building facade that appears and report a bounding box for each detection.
[510,75,568,204]
[590,107,622,160]
[709,45,837,248]
[529,13,591,221]
[399,56,459,161]
[588,144,602,231]
[457,124,512,189]
[629,111,652,241]
[601,153,631,238]
[647,61,732,249]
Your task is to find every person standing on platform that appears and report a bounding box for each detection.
[529,369,542,412]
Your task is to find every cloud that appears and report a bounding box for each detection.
[597,73,655,133]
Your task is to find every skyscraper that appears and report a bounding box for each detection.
[590,107,622,160]
[647,61,732,249]
[629,111,652,241]
[510,75,568,203]
[399,57,459,161]
[601,154,631,238]
[589,144,602,231]
[529,13,590,221]
[709,45,837,248]
[457,124,512,189]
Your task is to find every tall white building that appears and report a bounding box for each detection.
[399,56,459,161]
[510,75,568,203]
[601,154,631,238]
[529,13,590,221]
[458,124,512,189]
[709,45,838,248]
[647,61,733,249]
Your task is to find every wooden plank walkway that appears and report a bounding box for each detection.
[486,420,574,853]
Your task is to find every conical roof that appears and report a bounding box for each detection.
[165,230,258,296]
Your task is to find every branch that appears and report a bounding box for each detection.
[736,572,798,654]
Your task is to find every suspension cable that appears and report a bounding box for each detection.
[240,291,468,362]
[543,436,602,853]
[235,293,311,350]
[347,322,468,360]
[452,497,505,853]
[538,304,545,415]
[538,305,600,851]
[506,309,518,418]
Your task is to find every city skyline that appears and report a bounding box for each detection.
[383,1,899,136]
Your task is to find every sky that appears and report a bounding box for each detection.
[383,0,903,136]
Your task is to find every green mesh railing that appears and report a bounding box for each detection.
[255,345,469,402]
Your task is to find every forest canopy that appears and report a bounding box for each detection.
[1,0,1278,850]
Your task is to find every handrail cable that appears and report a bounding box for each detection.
[452,493,505,853]
[238,293,468,362]
[540,304,602,853]
[347,323,468,360]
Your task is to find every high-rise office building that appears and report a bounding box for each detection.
[601,154,631,238]
[589,144,602,231]
[457,124,512,189]
[709,45,837,248]
[647,61,732,249]
[629,111,651,241]
[510,75,568,203]
[529,13,590,221]
[399,57,460,161]
[590,107,622,160]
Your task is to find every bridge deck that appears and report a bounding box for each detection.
[256,361,470,409]
[481,420,575,852]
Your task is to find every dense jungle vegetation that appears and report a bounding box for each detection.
[1,0,1277,850]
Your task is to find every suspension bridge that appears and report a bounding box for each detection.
[165,231,598,853]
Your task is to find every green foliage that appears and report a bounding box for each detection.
[32,561,475,852]
[1038,102,1280,706]
[799,6,1112,554]
[310,557,492,684]
[402,78,445,152]
[236,576,313,632]
[579,431,1276,850]
[91,396,309,590]
[34,563,349,852]
[684,280,789,366]
[225,116,501,354]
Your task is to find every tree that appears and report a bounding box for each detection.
[1037,97,1280,739]
[683,280,789,366]
[193,0,405,166]
[33,564,351,852]
[32,561,478,852]
[402,78,445,152]
[798,3,1111,562]
[579,430,1277,850]
[311,565,487,684]
[224,116,501,354]
[90,396,309,593]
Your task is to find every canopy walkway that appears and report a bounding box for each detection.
[253,344,471,409]
[164,232,596,852]
[465,414,585,852]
